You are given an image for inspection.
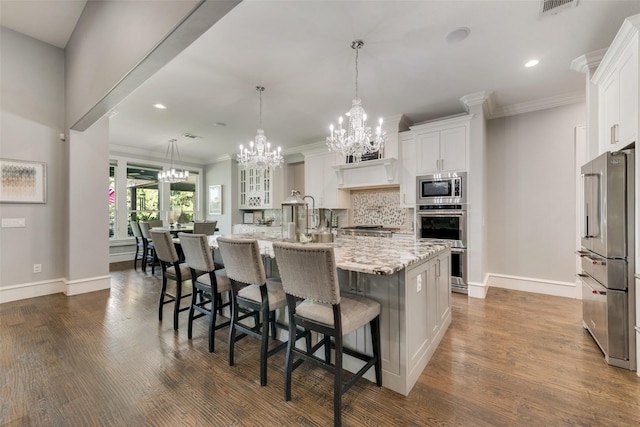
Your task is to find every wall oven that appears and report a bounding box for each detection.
[416,202,468,294]
[416,172,467,205]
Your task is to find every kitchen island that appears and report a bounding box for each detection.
[208,233,451,396]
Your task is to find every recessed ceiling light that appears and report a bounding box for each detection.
[153,103,167,109]
[213,122,227,127]
[525,59,540,68]
[445,27,470,44]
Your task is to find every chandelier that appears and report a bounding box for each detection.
[238,86,283,171]
[327,40,385,163]
[157,139,189,183]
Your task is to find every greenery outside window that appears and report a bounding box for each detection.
[169,174,197,224]
[109,163,116,238]
[127,165,161,235]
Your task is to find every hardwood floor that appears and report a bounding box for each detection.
[2,264,639,426]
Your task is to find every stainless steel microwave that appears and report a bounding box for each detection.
[416,172,467,205]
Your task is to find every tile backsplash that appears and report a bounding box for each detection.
[351,188,412,227]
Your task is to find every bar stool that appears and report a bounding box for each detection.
[178,232,232,352]
[273,242,382,427]
[150,230,192,330]
[216,236,300,386]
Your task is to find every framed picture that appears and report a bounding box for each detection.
[208,184,222,215]
[0,158,46,204]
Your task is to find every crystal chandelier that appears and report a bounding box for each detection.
[157,138,189,183]
[238,86,283,171]
[327,40,386,163]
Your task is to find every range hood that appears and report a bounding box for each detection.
[333,157,398,189]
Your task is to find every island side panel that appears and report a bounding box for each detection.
[404,248,452,394]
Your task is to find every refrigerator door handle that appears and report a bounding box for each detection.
[582,173,601,238]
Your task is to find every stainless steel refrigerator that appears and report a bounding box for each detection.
[578,148,635,370]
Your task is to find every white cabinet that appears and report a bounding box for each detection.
[304,152,349,208]
[409,115,472,175]
[239,167,284,209]
[593,15,639,153]
[399,132,416,207]
[416,126,467,174]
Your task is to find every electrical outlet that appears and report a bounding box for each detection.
[33,264,42,273]
[416,275,422,292]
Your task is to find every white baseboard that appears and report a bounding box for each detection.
[109,251,135,264]
[0,274,111,304]
[0,278,65,303]
[65,275,111,296]
[468,275,490,299]
[487,273,580,299]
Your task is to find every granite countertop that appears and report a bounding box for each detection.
[208,233,450,276]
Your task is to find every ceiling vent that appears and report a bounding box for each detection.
[539,0,578,17]
[182,133,201,139]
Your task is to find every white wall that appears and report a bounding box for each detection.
[486,103,585,297]
[0,28,66,296]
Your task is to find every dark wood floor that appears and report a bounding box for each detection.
[2,263,639,426]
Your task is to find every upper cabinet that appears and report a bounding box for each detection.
[409,114,472,175]
[239,167,284,209]
[592,15,639,154]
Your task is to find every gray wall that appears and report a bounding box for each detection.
[0,28,66,288]
[64,0,200,128]
[204,159,237,235]
[486,103,584,284]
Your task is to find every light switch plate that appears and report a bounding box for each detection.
[2,218,26,228]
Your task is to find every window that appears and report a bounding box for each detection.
[127,165,161,235]
[169,173,197,224]
[108,157,202,240]
[109,163,116,238]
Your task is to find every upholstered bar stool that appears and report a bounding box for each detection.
[139,221,158,274]
[178,233,232,352]
[216,236,296,386]
[130,221,145,271]
[150,230,192,330]
[272,242,382,427]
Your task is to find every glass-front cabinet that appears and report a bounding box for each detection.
[239,167,283,209]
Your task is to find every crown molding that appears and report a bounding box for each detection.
[570,48,607,74]
[593,14,640,84]
[485,90,584,119]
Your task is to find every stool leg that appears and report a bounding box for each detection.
[334,334,343,427]
[228,291,238,365]
[259,305,269,386]
[159,273,167,322]
[208,290,217,353]
[173,276,181,331]
[371,316,382,387]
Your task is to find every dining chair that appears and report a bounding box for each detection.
[216,236,305,386]
[178,232,232,352]
[150,230,192,330]
[193,220,217,235]
[272,242,382,427]
[130,221,145,271]
[139,221,158,274]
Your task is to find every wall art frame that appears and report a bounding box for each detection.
[208,184,222,215]
[0,158,47,204]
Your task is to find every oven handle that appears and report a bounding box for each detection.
[451,247,466,254]
[417,211,466,216]
[577,273,607,295]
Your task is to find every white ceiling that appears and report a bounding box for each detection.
[3,0,640,164]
